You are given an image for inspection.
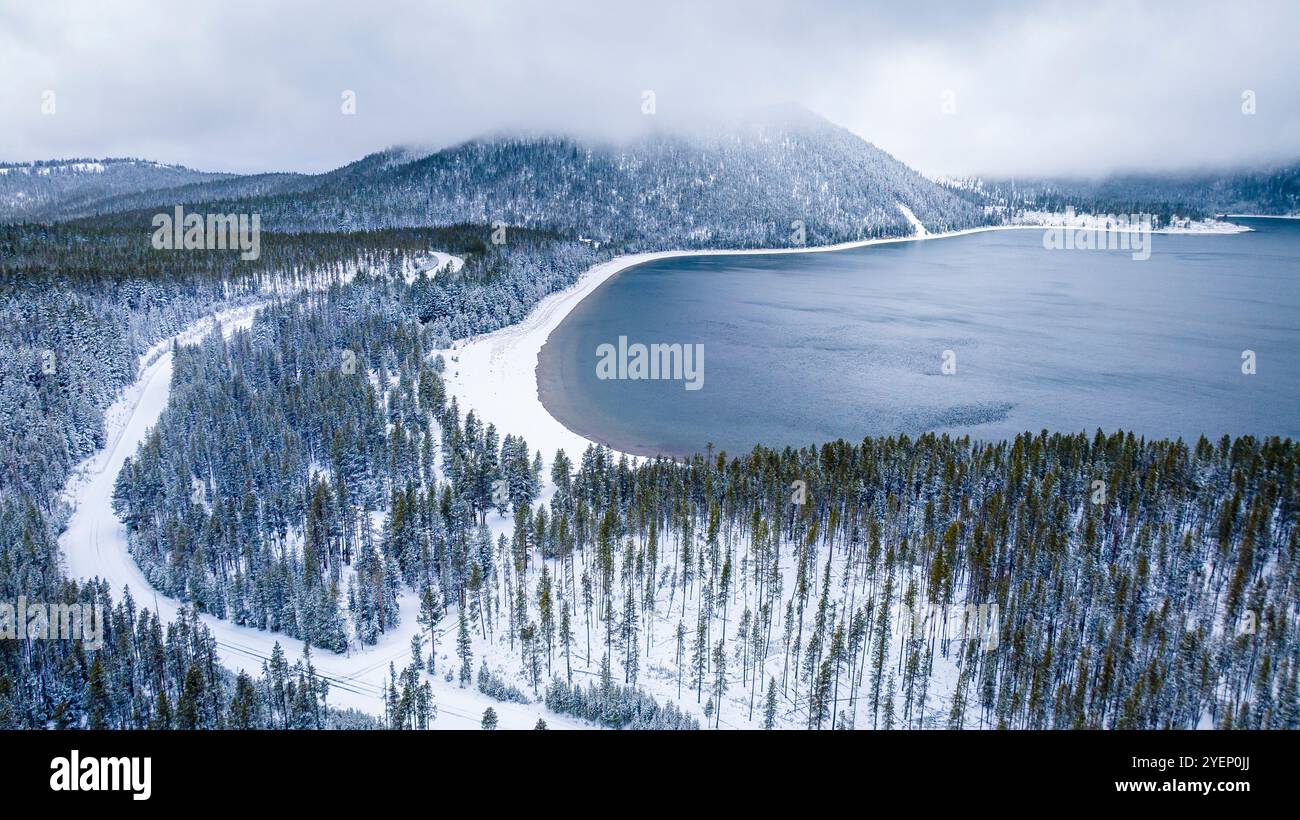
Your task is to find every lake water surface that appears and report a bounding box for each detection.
[537,219,1300,457]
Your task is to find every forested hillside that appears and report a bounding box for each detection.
[14,117,1297,250]
[0,225,489,728]
[33,108,992,248]
[188,110,990,246]
[109,230,598,652]
[0,222,501,512]
[0,159,233,223]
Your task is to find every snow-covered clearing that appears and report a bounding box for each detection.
[896,203,930,236]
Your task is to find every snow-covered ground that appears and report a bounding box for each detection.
[57,301,581,729]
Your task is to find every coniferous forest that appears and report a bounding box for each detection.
[2,123,1296,733]
[0,223,594,728]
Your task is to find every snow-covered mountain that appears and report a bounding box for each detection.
[220,107,990,245]
[19,107,992,247]
[8,111,1298,239]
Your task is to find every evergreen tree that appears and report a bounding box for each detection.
[456,609,473,686]
[763,676,778,729]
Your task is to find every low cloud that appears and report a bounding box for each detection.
[1,0,1296,177]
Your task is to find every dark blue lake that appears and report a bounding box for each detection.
[537,218,1300,457]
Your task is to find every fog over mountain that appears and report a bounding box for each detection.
[2,0,1297,177]
[2,106,996,245]
[6,102,1296,231]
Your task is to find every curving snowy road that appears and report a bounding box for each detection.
[57,300,580,729]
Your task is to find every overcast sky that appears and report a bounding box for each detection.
[2,0,1297,178]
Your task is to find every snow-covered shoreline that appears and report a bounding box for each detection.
[436,217,1252,466]
[1013,209,1252,234]
[436,226,1033,464]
